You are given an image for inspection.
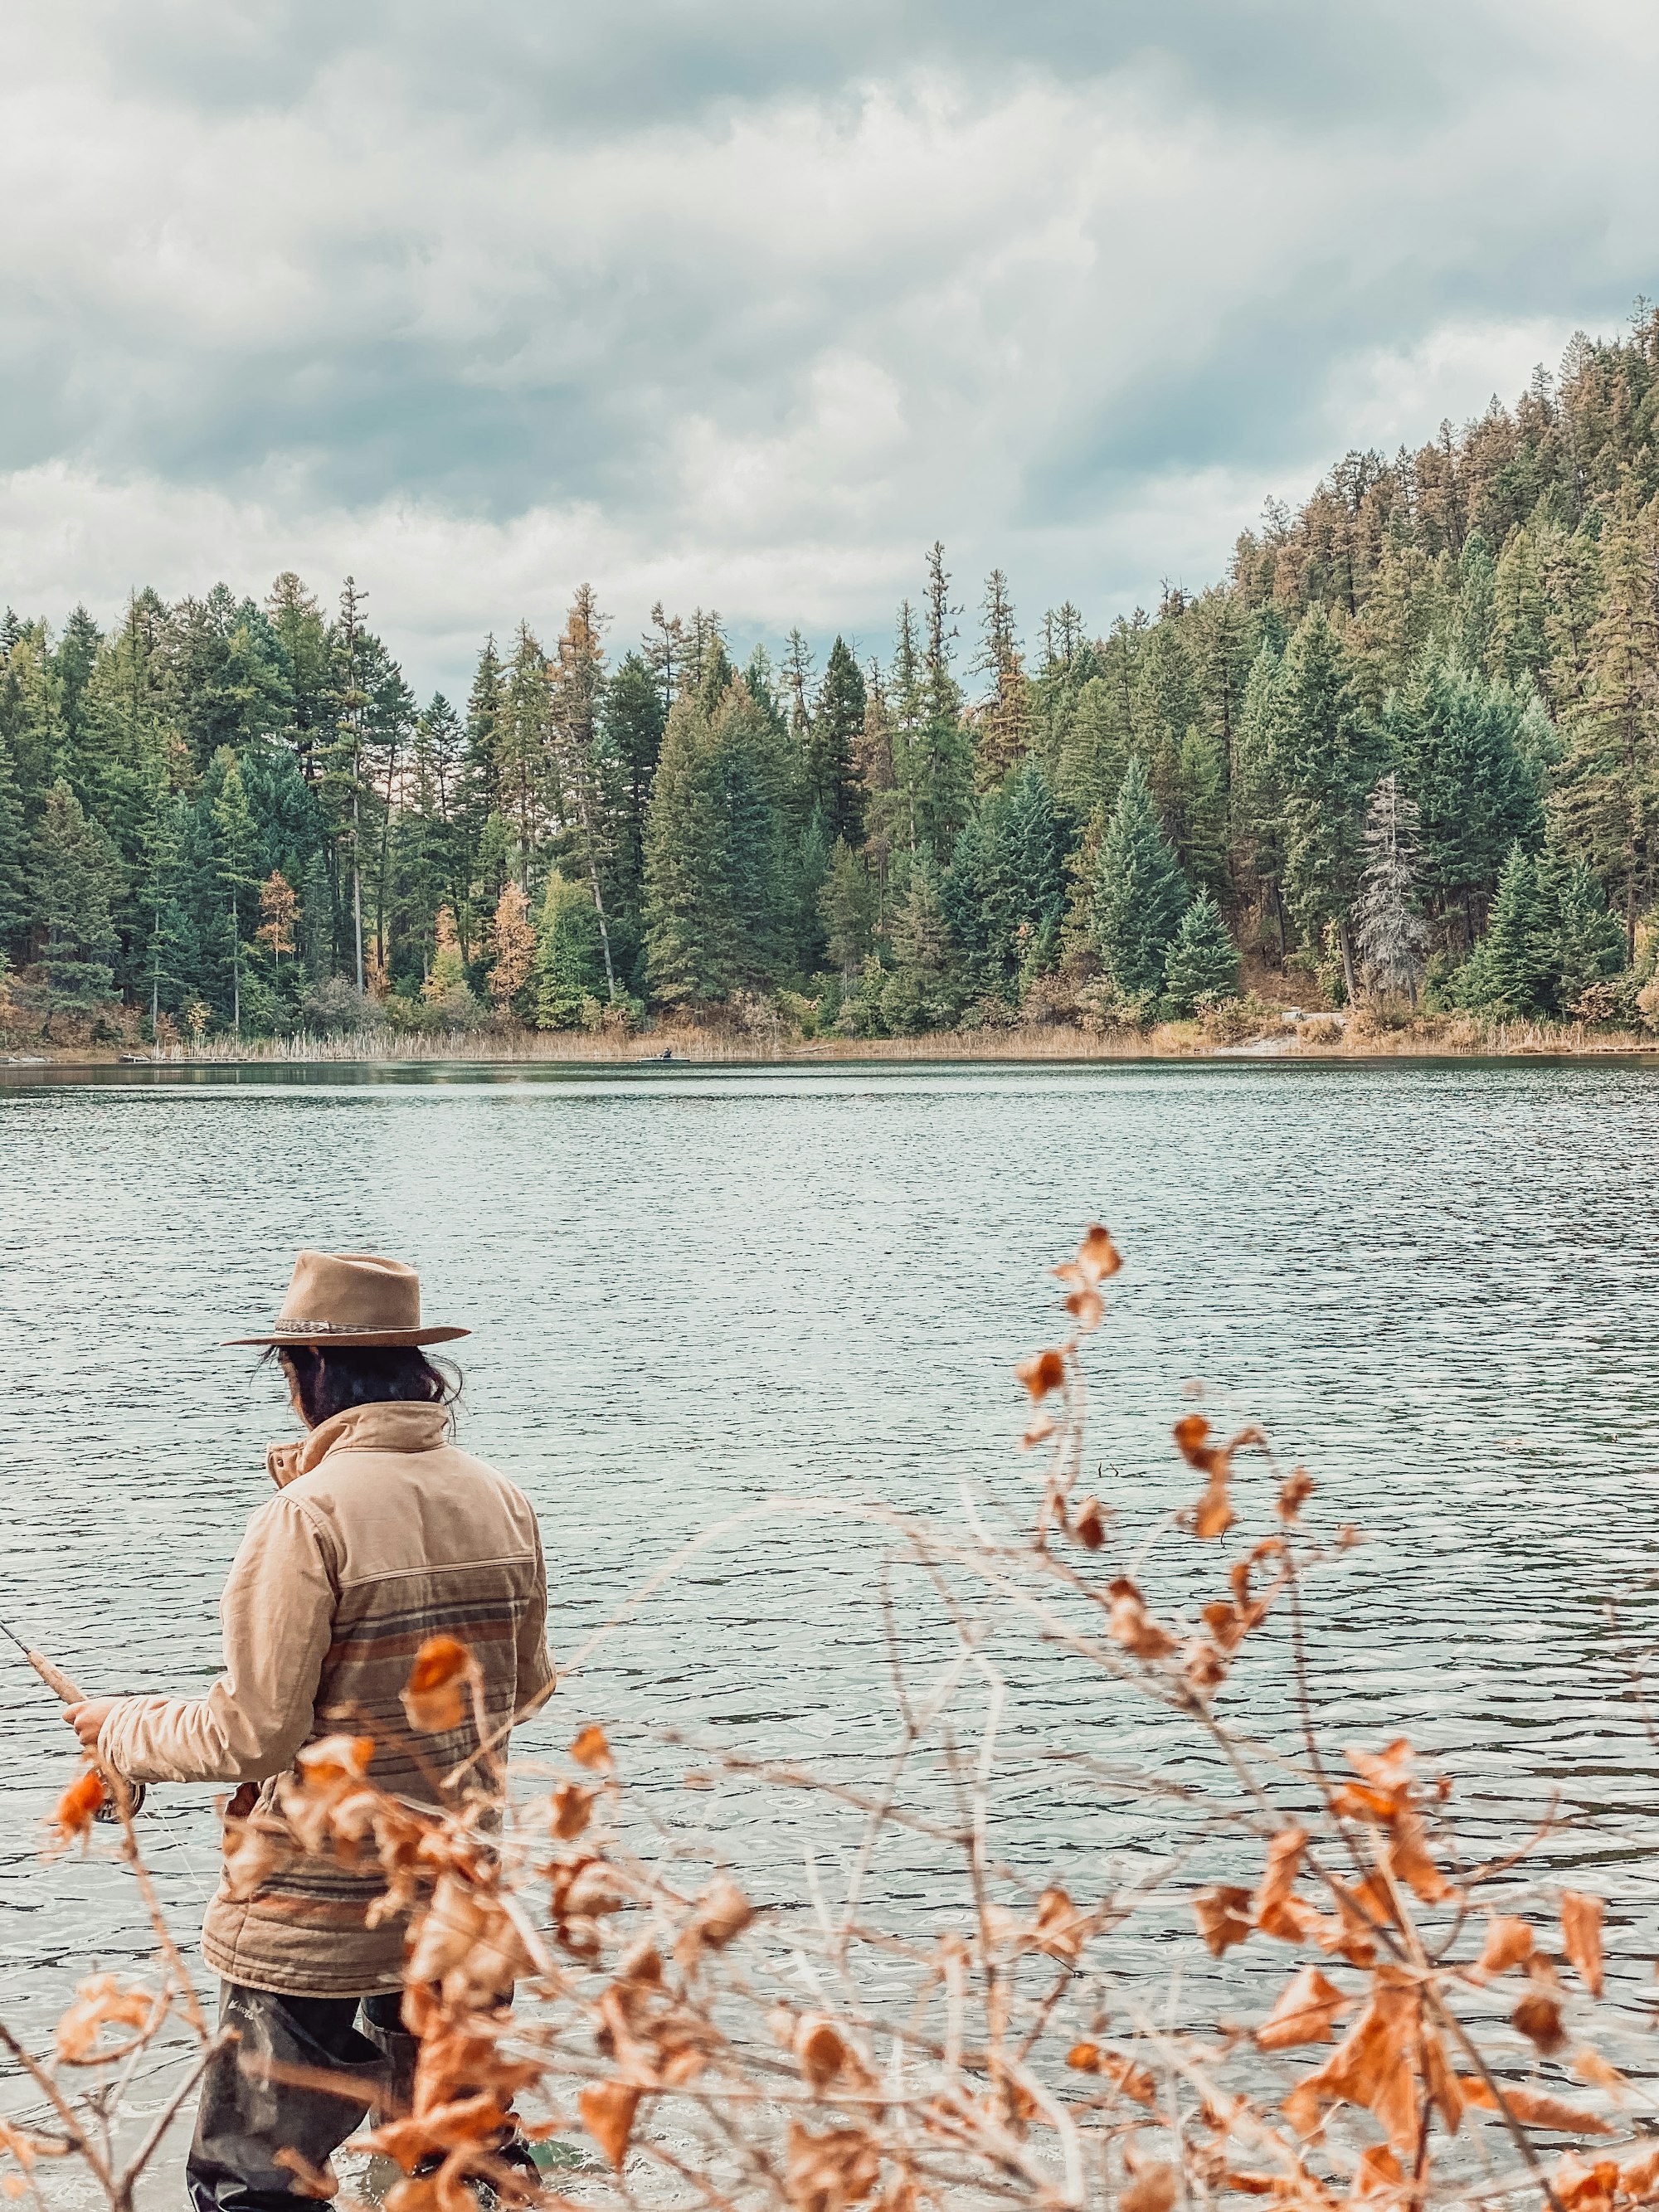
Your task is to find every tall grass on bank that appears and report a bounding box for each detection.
[7,1227,1656,2211]
[90,1014,1659,1066]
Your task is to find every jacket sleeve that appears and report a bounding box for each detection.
[514,1515,556,1715]
[99,1493,338,1787]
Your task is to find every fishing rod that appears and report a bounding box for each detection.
[1,1616,148,1821]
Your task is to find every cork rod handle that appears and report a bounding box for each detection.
[27,1650,85,1705]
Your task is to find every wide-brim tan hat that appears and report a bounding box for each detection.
[224,1249,469,1349]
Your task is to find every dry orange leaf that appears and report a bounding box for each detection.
[1074,1223,1123,1283]
[1561,1892,1605,1999]
[1064,2043,1158,2106]
[54,1975,155,2064]
[1619,2146,1659,2197]
[1015,1349,1067,1402]
[1065,1286,1105,1332]
[693,1875,754,1949]
[1471,2080,1613,2133]
[796,2016,849,2092]
[1195,1884,1256,1957]
[570,1724,613,1772]
[579,2081,640,2170]
[550,1783,597,1840]
[1555,2157,1621,2212]
[1386,1811,1454,1904]
[1513,1991,1567,2055]
[1474,1916,1534,1978]
[1256,1965,1350,2050]
[1277,1468,1316,1524]
[786,2123,880,2210]
[1572,2049,1627,2096]
[1282,1973,1421,2156]
[1122,2164,1179,2212]
[1072,1496,1108,1549]
[401,1636,477,1734]
[1253,1826,1308,1937]
[1173,1413,1224,1474]
[1353,2146,1404,2198]
[52,1765,108,1843]
[1107,1577,1180,1660]
[294,1734,376,1787]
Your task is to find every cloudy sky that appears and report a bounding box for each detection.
[2,1,1655,697]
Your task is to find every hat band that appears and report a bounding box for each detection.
[273,1318,414,1336]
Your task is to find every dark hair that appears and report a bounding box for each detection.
[266,1344,461,1431]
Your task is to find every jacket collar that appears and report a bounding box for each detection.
[266,1401,451,1489]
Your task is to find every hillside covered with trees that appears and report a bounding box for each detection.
[3,309,1658,1048]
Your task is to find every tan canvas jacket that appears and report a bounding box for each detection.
[100,1401,553,1997]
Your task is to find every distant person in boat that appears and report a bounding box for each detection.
[62,1250,553,2212]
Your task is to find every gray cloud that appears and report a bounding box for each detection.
[1,0,1654,693]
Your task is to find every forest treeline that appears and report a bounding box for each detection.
[3,309,1658,1045]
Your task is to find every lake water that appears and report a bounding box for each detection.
[4,1058,1659,2137]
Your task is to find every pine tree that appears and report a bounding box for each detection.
[211,747,262,1034]
[533,868,602,1028]
[809,638,866,844]
[883,858,955,1032]
[603,652,666,910]
[1353,775,1428,1001]
[0,725,27,953]
[28,780,119,1022]
[1174,723,1229,898]
[973,570,1032,789]
[1535,851,1626,1014]
[781,629,815,741]
[497,624,552,892]
[1091,756,1189,998]
[550,584,620,998]
[266,571,334,785]
[1163,892,1241,1014]
[1271,607,1385,996]
[819,838,877,981]
[1232,644,1288,958]
[328,576,372,989]
[644,605,690,716]
[1551,480,1659,949]
[463,634,506,829]
[1487,526,1550,686]
[1386,651,1544,948]
[1056,674,1131,822]
[985,759,1067,986]
[643,694,734,1007]
[1462,841,1547,1014]
[922,544,962,725]
[1130,619,1197,815]
[1454,532,1497,668]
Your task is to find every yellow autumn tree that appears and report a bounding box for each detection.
[486,882,535,1017]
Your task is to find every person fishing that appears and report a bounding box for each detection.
[63,1250,554,2212]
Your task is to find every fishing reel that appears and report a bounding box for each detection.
[94,1777,148,1824]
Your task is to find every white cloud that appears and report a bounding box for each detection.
[0,1,1654,693]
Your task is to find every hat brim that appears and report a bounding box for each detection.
[222,1325,471,1349]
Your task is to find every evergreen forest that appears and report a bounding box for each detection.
[4,311,1659,1048]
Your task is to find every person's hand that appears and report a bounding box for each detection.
[63,1699,119,1753]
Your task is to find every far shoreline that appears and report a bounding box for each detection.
[8,1016,1659,1076]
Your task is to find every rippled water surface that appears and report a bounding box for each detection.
[4,1058,1659,2127]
